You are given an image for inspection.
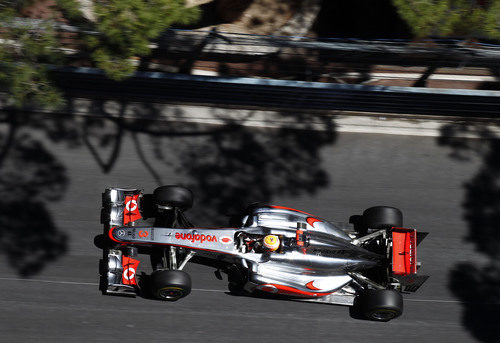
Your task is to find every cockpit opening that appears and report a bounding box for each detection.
[236,232,286,254]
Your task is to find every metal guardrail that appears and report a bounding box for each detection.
[156,29,500,68]
[52,67,500,118]
[6,18,500,68]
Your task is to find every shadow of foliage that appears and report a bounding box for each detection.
[0,201,67,276]
[64,102,337,226]
[437,123,495,161]
[158,109,336,224]
[449,262,500,343]
[66,101,337,225]
[439,123,500,343]
[0,113,68,276]
[1,99,337,277]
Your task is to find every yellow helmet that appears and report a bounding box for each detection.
[263,235,280,251]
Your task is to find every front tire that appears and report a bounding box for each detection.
[354,289,403,322]
[151,270,192,301]
[153,185,193,210]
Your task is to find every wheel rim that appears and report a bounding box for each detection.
[369,309,398,321]
[158,287,184,300]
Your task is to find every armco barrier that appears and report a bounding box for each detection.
[52,67,500,118]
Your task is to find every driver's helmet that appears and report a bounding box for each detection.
[263,235,280,251]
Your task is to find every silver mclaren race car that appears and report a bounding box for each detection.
[99,185,428,321]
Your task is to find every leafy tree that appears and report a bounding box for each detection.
[0,1,64,108]
[59,0,200,80]
[392,0,500,40]
[0,0,200,108]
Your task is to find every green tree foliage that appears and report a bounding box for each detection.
[392,0,500,40]
[59,0,200,80]
[0,0,200,108]
[0,1,63,108]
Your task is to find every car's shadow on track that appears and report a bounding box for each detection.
[439,123,500,343]
[224,289,367,321]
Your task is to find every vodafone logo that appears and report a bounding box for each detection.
[220,236,233,244]
[125,199,138,212]
[123,267,136,280]
[175,232,217,243]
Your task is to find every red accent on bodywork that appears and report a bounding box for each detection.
[121,256,140,285]
[306,217,322,227]
[305,281,321,290]
[108,227,120,243]
[270,206,316,217]
[123,194,142,225]
[261,283,333,297]
[296,229,304,247]
[392,228,417,275]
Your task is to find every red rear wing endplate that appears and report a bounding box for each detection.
[392,228,417,275]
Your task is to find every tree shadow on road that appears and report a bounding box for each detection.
[1,100,338,276]
[167,109,336,224]
[0,110,68,276]
[83,103,338,225]
[438,122,500,343]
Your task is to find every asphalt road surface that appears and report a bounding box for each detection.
[0,110,497,343]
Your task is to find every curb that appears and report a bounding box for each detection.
[6,96,498,139]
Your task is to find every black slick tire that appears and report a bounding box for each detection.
[363,206,403,230]
[150,270,192,301]
[355,289,403,322]
[153,185,193,210]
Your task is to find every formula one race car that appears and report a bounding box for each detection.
[99,185,428,321]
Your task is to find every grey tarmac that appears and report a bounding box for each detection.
[0,110,496,343]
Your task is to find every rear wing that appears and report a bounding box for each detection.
[391,228,429,292]
[391,228,417,275]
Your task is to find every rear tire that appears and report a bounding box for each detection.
[363,206,403,231]
[150,270,192,301]
[153,185,193,210]
[355,289,403,322]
